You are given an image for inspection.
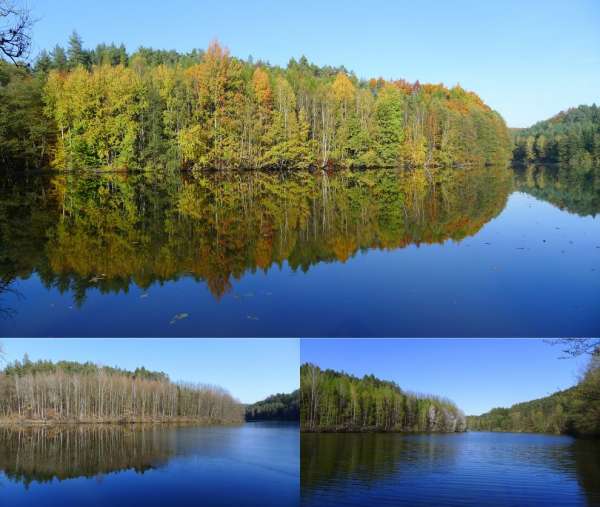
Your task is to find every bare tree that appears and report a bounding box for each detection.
[547,338,600,357]
[0,1,33,63]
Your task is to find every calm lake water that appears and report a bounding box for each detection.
[0,422,299,507]
[301,432,600,507]
[1,164,598,336]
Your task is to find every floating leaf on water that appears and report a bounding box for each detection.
[169,312,189,324]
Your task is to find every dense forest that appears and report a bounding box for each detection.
[245,390,299,421]
[0,166,512,307]
[468,354,600,437]
[0,33,511,170]
[0,357,244,423]
[300,363,466,432]
[512,105,600,167]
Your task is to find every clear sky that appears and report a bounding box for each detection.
[27,0,599,127]
[0,338,299,404]
[300,338,590,415]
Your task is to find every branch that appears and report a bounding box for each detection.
[0,1,33,64]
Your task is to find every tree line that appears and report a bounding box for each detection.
[467,354,600,437]
[1,32,512,170]
[0,357,244,423]
[512,104,600,168]
[245,390,299,421]
[300,363,466,432]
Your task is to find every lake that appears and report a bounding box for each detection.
[1,164,598,336]
[0,422,298,507]
[301,431,600,506]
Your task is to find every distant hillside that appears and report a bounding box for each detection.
[300,363,466,432]
[0,357,244,424]
[245,390,299,421]
[513,104,600,167]
[468,356,600,437]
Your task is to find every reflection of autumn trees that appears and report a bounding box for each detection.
[514,164,600,217]
[0,167,512,302]
[0,425,176,485]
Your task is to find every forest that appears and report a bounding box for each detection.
[512,104,600,168]
[0,166,512,307]
[0,357,244,423]
[245,390,299,421]
[467,354,600,437]
[0,33,512,171]
[300,363,466,432]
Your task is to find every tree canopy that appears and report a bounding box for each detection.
[300,363,466,432]
[468,355,600,437]
[1,37,511,170]
[245,390,299,421]
[512,104,600,169]
[0,357,244,423]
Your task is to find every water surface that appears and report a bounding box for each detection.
[0,422,298,507]
[301,431,600,506]
[1,165,598,336]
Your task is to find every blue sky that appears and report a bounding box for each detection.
[28,0,599,127]
[0,338,299,404]
[300,339,590,415]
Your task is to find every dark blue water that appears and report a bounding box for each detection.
[0,422,299,507]
[1,167,598,336]
[301,432,600,507]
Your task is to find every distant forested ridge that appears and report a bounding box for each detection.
[512,105,600,167]
[0,357,244,423]
[245,390,299,421]
[1,33,511,170]
[468,355,600,437]
[300,363,466,432]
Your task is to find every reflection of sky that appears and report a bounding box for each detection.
[2,191,598,337]
[301,337,591,415]
[1,338,299,404]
